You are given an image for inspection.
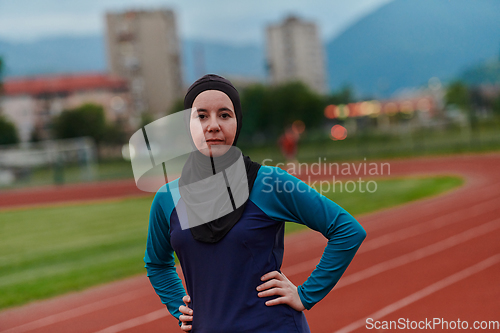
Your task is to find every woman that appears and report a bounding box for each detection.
[144,74,366,332]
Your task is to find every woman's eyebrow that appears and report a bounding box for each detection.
[195,108,208,113]
[192,107,233,114]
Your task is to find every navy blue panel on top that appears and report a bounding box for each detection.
[170,197,310,333]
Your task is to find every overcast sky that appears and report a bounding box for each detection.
[0,0,393,44]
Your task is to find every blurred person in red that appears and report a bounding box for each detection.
[278,126,299,164]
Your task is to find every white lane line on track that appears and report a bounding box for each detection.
[93,308,169,333]
[5,185,499,332]
[93,218,500,333]
[286,194,500,256]
[284,218,500,285]
[358,197,499,253]
[100,220,500,333]
[355,178,500,228]
[1,289,148,333]
[334,253,500,333]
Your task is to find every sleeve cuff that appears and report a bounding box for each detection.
[297,285,314,310]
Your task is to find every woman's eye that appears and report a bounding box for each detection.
[221,113,230,119]
[198,114,206,119]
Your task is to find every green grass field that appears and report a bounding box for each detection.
[0,175,463,310]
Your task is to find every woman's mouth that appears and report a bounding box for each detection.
[205,139,225,145]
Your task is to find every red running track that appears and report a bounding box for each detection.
[0,154,499,332]
[0,179,147,210]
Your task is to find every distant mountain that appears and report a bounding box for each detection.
[326,0,500,98]
[0,35,265,85]
[2,0,500,97]
[0,36,107,77]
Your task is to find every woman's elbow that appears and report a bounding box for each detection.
[355,222,367,245]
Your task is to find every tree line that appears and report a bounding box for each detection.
[169,80,355,145]
[0,56,20,145]
[3,66,499,147]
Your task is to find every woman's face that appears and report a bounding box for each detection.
[190,90,237,157]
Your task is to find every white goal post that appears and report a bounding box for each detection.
[0,137,97,186]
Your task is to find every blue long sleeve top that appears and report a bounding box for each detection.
[144,165,366,333]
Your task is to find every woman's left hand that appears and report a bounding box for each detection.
[257,271,306,312]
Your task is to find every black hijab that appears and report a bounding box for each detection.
[180,74,261,243]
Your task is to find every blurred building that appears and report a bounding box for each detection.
[105,9,183,117]
[1,73,131,142]
[266,16,327,94]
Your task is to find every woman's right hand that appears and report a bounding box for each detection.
[179,295,193,332]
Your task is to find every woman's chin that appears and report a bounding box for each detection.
[207,144,231,157]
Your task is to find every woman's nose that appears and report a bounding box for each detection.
[207,117,220,132]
